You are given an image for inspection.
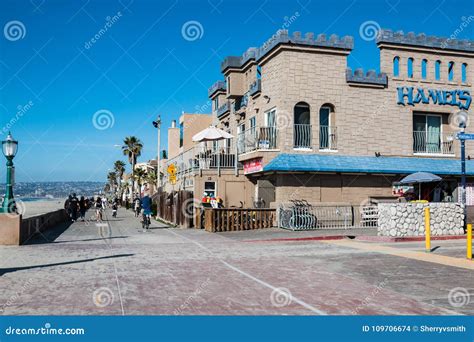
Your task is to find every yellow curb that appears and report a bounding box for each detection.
[322,239,474,271]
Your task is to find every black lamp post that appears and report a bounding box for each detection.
[1,132,18,213]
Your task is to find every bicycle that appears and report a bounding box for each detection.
[142,212,151,231]
[288,199,317,230]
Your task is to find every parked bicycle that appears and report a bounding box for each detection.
[288,199,317,230]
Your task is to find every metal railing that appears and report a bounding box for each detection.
[319,126,338,150]
[249,79,261,96]
[217,101,230,117]
[278,201,378,230]
[294,124,312,149]
[237,126,277,154]
[413,131,455,155]
[164,140,239,183]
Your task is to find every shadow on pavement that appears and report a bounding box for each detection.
[24,220,74,245]
[0,253,134,276]
[51,236,129,244]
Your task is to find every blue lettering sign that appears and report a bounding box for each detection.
[397,86,471,110]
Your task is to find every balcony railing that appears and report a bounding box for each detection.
[163,140,240,183]
[413,131,455,155]
[319,126,338,151]
[217,101,230,117]
[294,124,312,149]
[237,126,277,154]
[249,79,261,96]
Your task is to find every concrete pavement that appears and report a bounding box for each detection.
[0,207,472,315]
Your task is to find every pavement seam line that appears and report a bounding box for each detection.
[101,210,125,316]
[322,239,474,271]
[166,229,327,315]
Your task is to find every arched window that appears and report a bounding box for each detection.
[421,59,427,80]
[319,104,336,150]
[294,102,311,149]
[393,56,400,77]
[448,61,455,81]
[462,63,468,83]
[407,58,414,78]
[435,60,441,80]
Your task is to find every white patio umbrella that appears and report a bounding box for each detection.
[192,126,234,142]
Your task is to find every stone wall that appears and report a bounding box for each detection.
[378,203,465,237]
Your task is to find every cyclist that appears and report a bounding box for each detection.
[133,194,141,218]
[141,193,152,232]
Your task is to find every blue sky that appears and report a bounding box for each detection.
[0,0,473,181]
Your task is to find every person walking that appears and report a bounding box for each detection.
[79,196,87,222]
[94,196,103,222]
[133,194,141,218]
[70,193,79,222]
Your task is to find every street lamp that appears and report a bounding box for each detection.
[1,132,18,213]
[153,115,161,192]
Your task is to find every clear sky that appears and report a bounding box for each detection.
[0,0,472,181]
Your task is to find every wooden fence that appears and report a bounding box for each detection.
[156,190,194,228]
[196,208,276,232]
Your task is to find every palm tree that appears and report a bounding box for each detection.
[145,169,157,193]
[133,168,147,192]
[114,160,126,197]
[107,171,117,194]
[122,136,143,195]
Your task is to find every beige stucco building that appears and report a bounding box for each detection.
[206,29,473,207]
[163,112,255,207]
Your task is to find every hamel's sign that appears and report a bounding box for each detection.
[397,86,471,110]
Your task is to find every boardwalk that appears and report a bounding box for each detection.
[0,208,472,315]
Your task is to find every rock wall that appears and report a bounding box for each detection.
[378,203,465,237]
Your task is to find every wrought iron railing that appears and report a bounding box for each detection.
[413,131,455,155]
[278,201,378,230]
[319,126,337,150]
[237,126,277,154]
[294,124,312,149]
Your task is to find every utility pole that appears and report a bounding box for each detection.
[153,115,162,193]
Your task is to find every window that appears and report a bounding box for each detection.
[204,181,216,198]
[421,59,427,80]
[265,109,276,127]
[413,114,444,154]
[179,122,184,147]
[435,60,441,80]
[462,63,468,83]
[262,109,277,149]
[407,58,414,78]
[393,56,400,77]
[226,76,231,93]
[249,116,256,130]
[213,98,219,111]
[448,61,454,81]
[319,104,336,150]
[294,102,311,149]
[257,65,262,79]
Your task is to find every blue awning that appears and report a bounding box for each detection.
[262,154,474,176]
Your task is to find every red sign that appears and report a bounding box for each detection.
[243,158,263,174]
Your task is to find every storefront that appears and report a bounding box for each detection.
[209,28,474,207]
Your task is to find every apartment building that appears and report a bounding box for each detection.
[208,29,474,206]
[163,112,254,207]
